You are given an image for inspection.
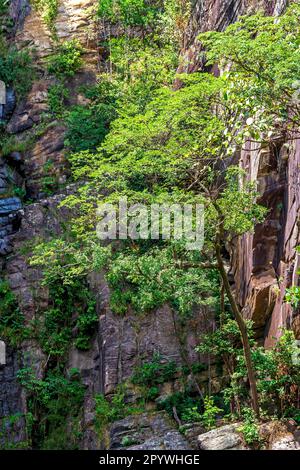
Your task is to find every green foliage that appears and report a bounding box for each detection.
[285,286,300,308]
[0,133,36,158]
[121,435,137,447]
[35,279,97,357]
[29,240,99,357]
[131,353,177,386]
[0,413,30,450]
[158,391,202,423]
[17,366,85,449]
[0,46,33,98]
[98,0,162,27]
[32,0,59,34]
[199,3,300,137]
[64,80,119,153]
[47,83,69,117]
[285,248,300,308]
[94,386,144,438]
[0,0,12,33]
[254,330,300,416]
[198,319,300,419]
[0,279,28,346]
[47,39,83,78]
[201,396,223,430]
[64,103,115,152]
[238,407,260,446]
[105,243,219,316]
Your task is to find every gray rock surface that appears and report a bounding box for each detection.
[0,346,27,448]
[109,412,191,450]
[270,435,300,450]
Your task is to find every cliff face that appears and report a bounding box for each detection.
[0,0,299,449]
[180,0,300,348]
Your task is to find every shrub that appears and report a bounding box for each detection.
[36,279,98,357]
[0,0,13,33]
[32,0,59,33]
[238,407,260,447]
[94,387,144,438]
[64,104,114,152]
[98,0,162,27]
[285,285,300,308]
[158,391,203,423]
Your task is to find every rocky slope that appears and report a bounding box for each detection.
[0,0,299,450]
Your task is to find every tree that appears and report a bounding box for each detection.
[32,4,300,419]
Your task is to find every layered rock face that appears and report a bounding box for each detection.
[1,0,214,449]
[179,0,289,74]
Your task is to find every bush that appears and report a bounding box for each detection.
[47,39,83,78]
[0,279,27,346]
[0,0,13,33]
[98,0,162,27]
[47,83,69,116]
[36,279,98,357]
[94,387,144,438]
[17,367,85,449]
[201,396,223,430]
[131,353,177,386]
[158,391,203,423]
[0,47,33,98]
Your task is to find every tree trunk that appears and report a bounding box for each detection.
[215,240,260,419]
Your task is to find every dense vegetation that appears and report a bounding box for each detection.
[1,0,300,449]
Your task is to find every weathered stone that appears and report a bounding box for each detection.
[0,198,22,215]
[232,138,300,345]
[270,435,300,450]
[15,0,98,64]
